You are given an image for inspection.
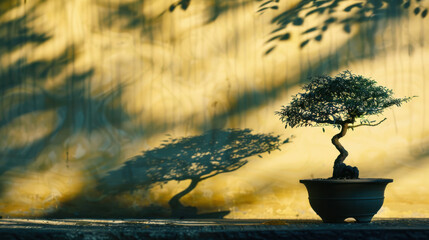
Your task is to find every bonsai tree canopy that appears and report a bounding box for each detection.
[276,71,412,179]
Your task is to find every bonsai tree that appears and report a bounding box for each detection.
[276,71,412,179]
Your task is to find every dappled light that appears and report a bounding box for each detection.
[46,128,285,218]
[0,0,428,219]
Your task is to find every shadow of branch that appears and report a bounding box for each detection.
[46,129,288,219]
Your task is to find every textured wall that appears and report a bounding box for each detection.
[0,0,428,218]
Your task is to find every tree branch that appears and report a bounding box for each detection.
[311,119,337,125]
[349,118,387,129]
[200,172,220,181]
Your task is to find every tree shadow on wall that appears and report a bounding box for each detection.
[100,0,254,37]
[259,0,427,53]
[0,1,50,56]
[0,52,132,198]
[0,0,55,195]
[0,1,136,200]
[47,129,287,219]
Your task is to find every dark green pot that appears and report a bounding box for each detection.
[300,178,393,223]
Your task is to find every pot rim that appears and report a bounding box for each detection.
[300,178,393,184]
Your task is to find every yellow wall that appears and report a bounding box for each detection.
[0,0,428,218]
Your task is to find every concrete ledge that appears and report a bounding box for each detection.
[0,218,428,239]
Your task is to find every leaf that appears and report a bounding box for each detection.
[422,9,428,18]
[344,3,363,12]
[259,0,273,8]
[315,34,322,41]
[300,39,310,48]
[292,17,304,26]
[324,17,337,24]
[303,27,318,34]
[180,0,191,10]
[271,27,284,34]
[306,8,323,16]
[258,155,263,158]
[279,33,290,40]
[264,46,276,55]
[257,6,278,13]
[314,0,330,7]
[403,0,410,9]
[414,7,421,15]
[257,7,269,12]
[322,128,325,132]
[169,4,176,12]
[343,24,351,33]
[322,25,328,31]
[266,35,281,43]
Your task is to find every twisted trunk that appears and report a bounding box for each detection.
[168,178,199,217]
[332,123,349,166]
[331,123,359,179]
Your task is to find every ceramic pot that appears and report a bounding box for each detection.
[300,178,393,223]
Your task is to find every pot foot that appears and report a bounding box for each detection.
[355,216,373,223]
[321,218,346,223]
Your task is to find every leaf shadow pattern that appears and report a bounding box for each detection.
[47,129,287,219]
[169,0,253,23]
[259,0,428,53]
[202,0,254,24]
[98,0,158,38]
[101,0,254,38]
[0,55,133,198]
[0,1,50,56]
[0,1,136,201]
[0,0,54,195]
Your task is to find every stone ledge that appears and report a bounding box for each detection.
[0,218,428,240]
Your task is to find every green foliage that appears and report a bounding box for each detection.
[276,71,412,128]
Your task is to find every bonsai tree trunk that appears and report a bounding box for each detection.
[168,178,199,217]
[331,123,359,179]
